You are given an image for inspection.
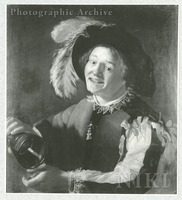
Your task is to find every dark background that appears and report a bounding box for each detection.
[7,5,178,193]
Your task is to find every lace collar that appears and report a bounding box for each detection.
[87,89,135,114]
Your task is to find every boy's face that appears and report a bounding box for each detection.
[84,46,126,100]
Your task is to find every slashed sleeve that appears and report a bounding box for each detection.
[70,117,153,193]
[33,105,76,168]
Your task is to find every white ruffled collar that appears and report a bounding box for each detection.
[87,89,135,114]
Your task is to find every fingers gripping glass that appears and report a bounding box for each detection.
[8,133,47,169]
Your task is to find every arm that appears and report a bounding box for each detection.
[68,117,153,193]
[22,117,170,193]
[68,117,171,194]
[33,104,76,169]
[21,116,152,193]
[34,104,76,135]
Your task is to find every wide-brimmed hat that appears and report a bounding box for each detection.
[50,17,155,99]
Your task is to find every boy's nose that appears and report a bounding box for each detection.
[93,63,104,76]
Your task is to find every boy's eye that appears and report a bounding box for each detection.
[89,60,97,65]
[106,65,113,71]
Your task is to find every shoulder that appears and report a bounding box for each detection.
[123,94,161,123]
[61,98,90,122]
[51,98,89,128]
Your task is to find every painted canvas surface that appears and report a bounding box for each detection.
[7,5,177,194]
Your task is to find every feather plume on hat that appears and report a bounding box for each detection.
[50,17,107,99]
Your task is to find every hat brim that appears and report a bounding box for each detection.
[72,25,135,80]
[72,24,156,97]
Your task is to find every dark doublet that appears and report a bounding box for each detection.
[35,94,164,193]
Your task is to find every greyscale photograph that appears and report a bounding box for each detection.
[7,5,178,194]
